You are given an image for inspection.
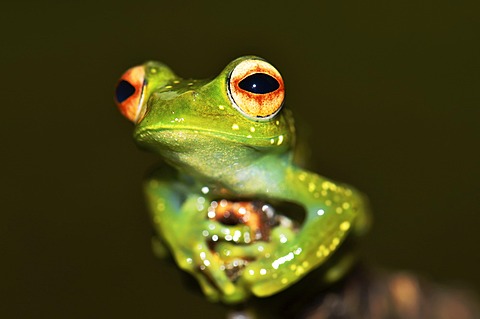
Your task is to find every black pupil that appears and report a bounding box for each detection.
[238,73,279,94]
[115,80,136,103]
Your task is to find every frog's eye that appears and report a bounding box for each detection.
[228,59,285,120]
[114,66,146,122]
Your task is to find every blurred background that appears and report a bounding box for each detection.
[2,1,479,318]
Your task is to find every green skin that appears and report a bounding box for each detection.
[126,56,370,304]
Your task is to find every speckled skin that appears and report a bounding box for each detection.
[123,56,370,304]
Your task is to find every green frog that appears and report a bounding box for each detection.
[115,56,370,304]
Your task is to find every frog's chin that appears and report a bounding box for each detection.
[135,127,288,177]
[134,128,266,183]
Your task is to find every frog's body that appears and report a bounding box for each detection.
[115,56,370,304]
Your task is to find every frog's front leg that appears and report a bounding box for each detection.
[238,165,371,297]
[144,167,249,303]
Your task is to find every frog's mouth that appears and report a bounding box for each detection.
[135,127,287,152]
[206,199,305,281]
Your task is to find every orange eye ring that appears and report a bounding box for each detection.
[228,59,285,121]
[114,66,146,122]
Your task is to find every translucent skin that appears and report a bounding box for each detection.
[121,56,370,304]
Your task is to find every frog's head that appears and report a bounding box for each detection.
[115,56,295,181]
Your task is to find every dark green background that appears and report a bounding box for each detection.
[2,1,479,318]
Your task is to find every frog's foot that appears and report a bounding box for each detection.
[203,199,303,296]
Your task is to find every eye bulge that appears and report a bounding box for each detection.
[114,66,146,122]
[228,59,285,121]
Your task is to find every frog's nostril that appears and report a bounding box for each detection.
[115,80,136,103]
